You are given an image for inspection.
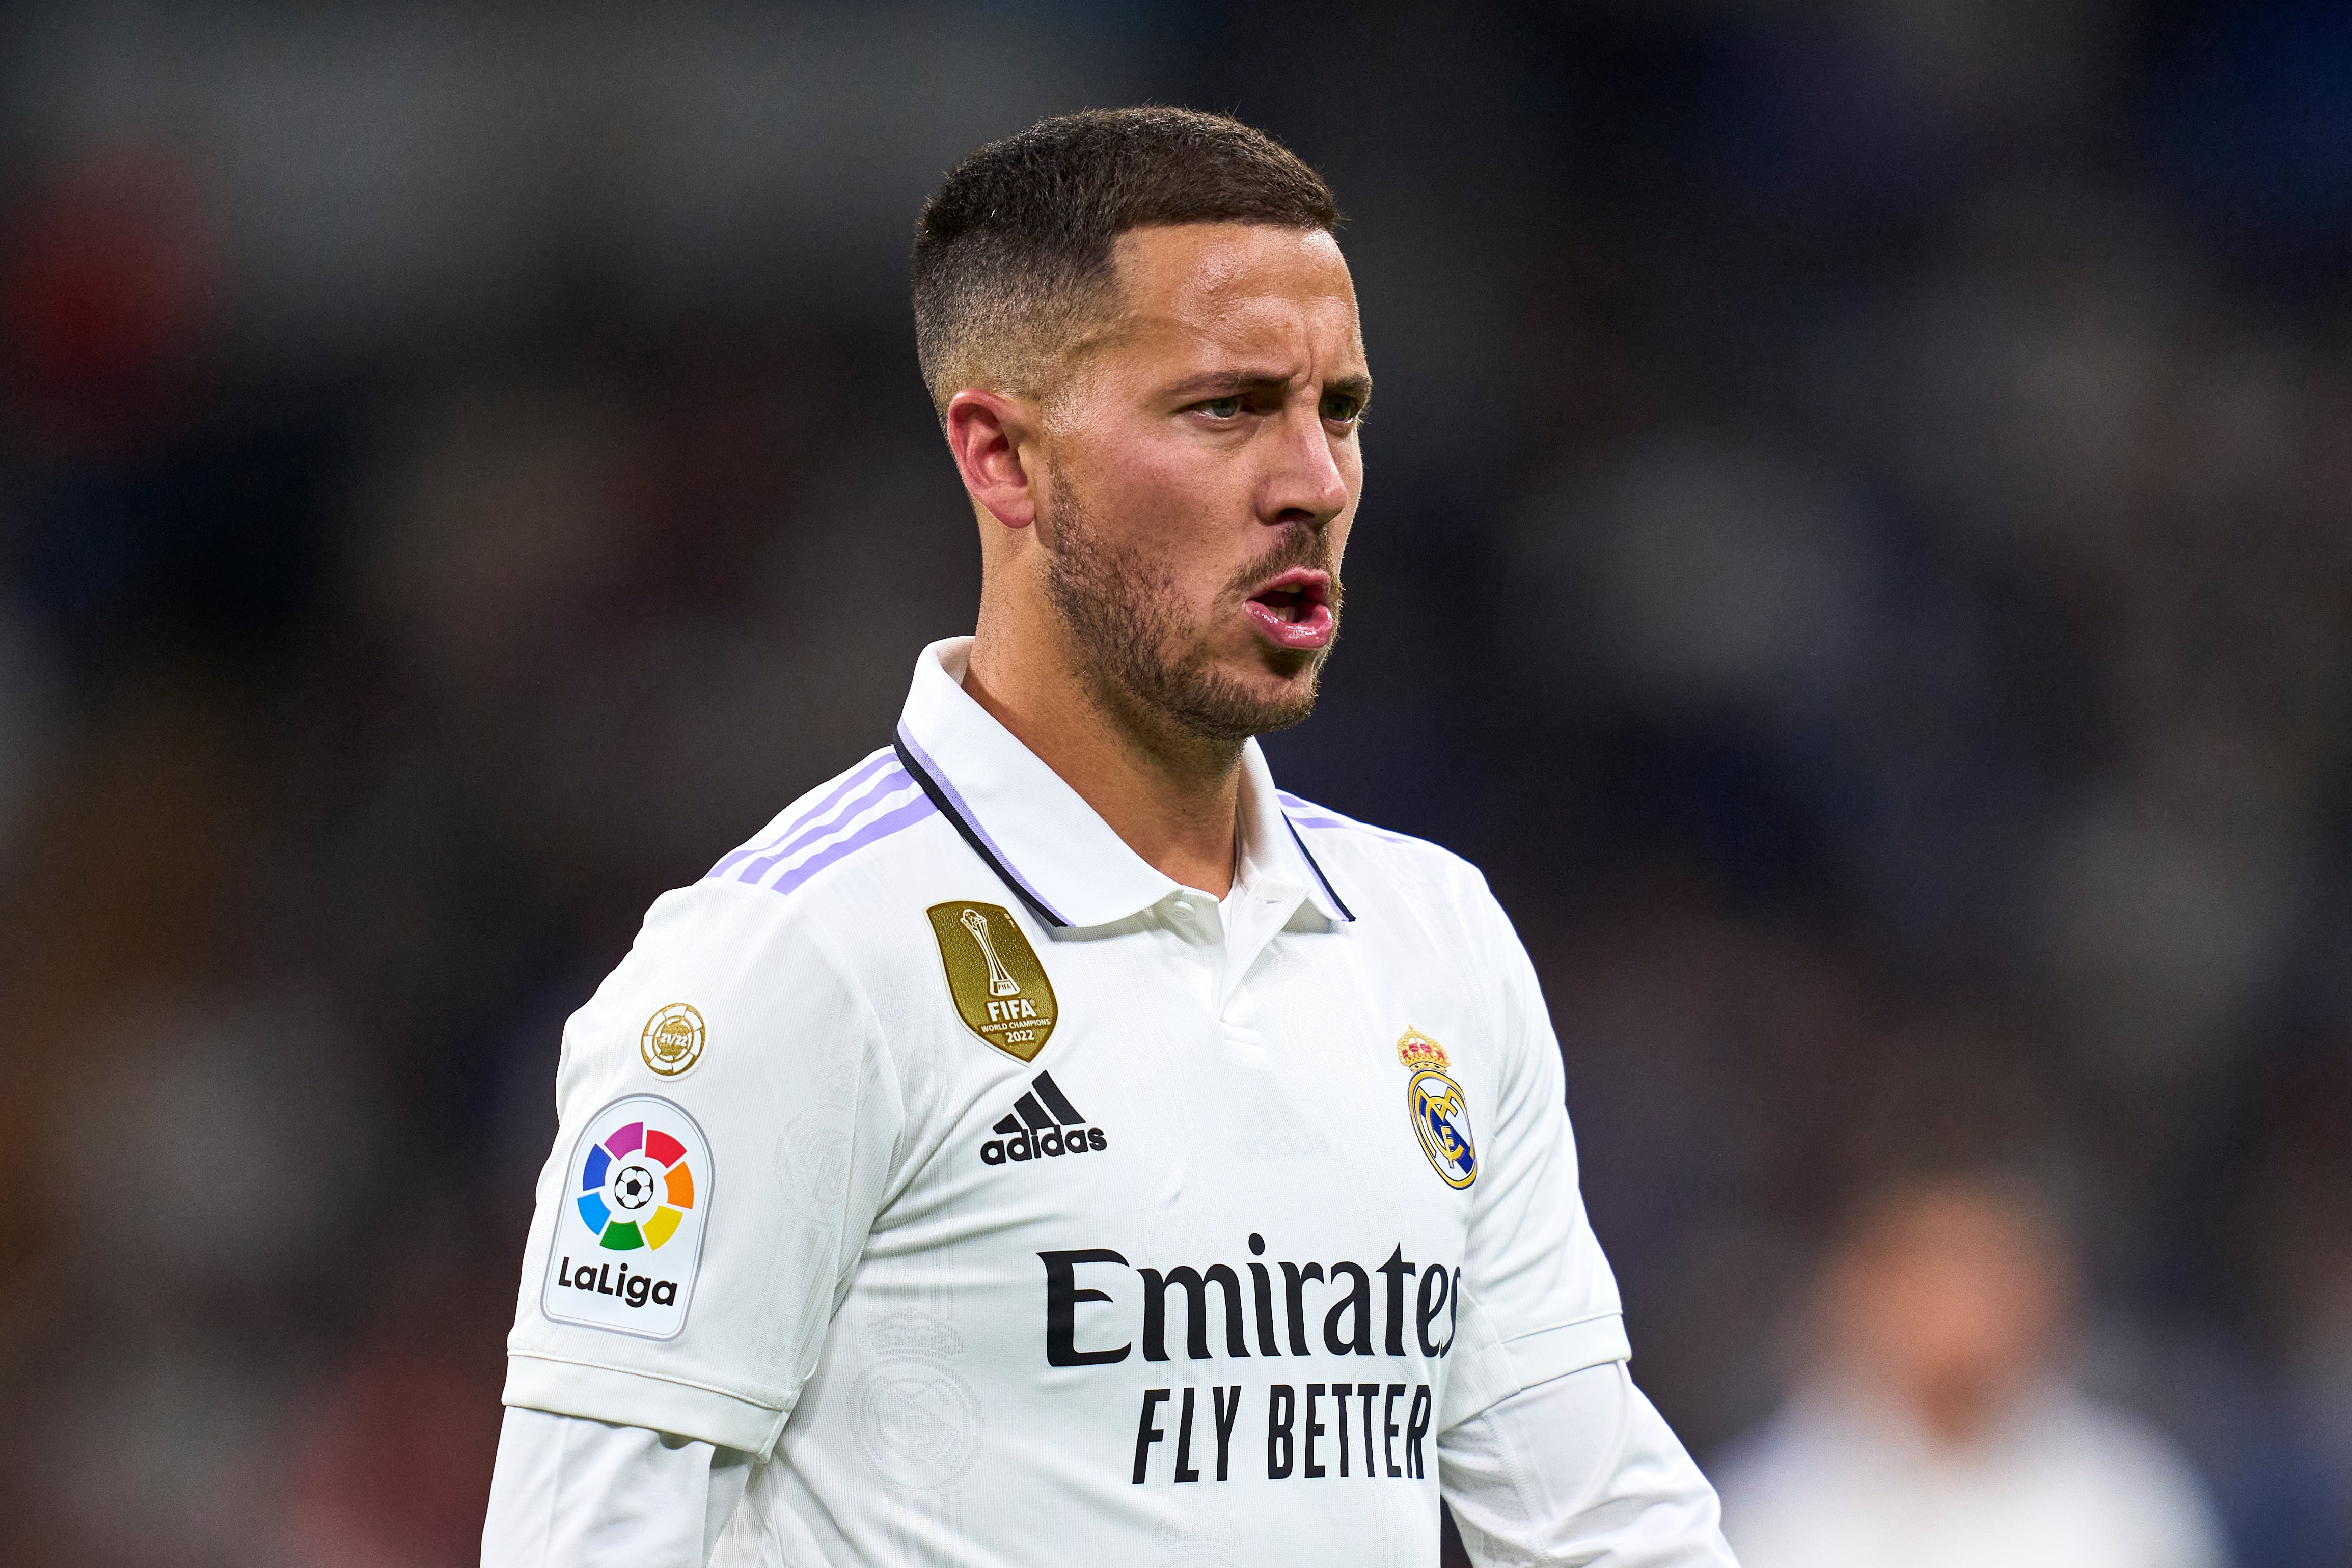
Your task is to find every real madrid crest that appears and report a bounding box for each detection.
[640,1003,707,1078]
[1398,1028,1475,1189]
[927,901,1058,1062]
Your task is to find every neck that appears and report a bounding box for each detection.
[963,626,1243,897]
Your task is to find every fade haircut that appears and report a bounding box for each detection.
[911,107,1340,418]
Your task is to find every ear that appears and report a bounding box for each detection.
[945,389,1041,530]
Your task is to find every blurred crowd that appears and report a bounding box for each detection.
[2,3,2348,1565]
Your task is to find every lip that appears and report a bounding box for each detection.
[1242,568,1335,652]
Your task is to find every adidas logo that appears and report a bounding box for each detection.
[980,1070,1108,1165]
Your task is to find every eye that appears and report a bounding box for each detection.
[1321,392,1365,426]
[1192,395,1245,420]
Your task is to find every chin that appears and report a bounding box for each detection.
[1230,662,1326,734]
[1148,655,1319,744]
[1255,643,1323,679]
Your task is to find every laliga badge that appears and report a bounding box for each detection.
[928,901,1058,1062]
[640,1002,706,1078]
[543,1096,710,1339]
[1399,1028,1475,1189]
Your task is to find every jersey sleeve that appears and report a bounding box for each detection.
[502,878,903,1458]
[1439,1362,1736,1566]
[1440,878,1631,1432]
[480,1406,753,1567]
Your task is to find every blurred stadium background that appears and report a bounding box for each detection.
[2,2,2348,1564]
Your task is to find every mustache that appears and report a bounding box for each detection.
[1224,528,1341,606]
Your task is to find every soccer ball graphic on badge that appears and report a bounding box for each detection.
[577,1118,696,1249]
[612,1163,659,1213]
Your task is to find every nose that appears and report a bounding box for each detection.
[1258,400,1350,530]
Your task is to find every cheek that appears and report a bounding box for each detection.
[1085,452,1246,584]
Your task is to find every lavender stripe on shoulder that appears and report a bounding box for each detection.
[1279,794,1408,842]
[706,748,897,878]
[730,765,914,884]
[765,795,939,896]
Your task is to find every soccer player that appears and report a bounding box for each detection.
[482,108,1737,1566]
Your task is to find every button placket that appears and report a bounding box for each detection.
[1160,894,1224,1009]
[1217,884,1308,1014]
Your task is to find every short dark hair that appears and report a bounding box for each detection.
[911,107,1340,416]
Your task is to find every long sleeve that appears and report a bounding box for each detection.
[480,1406,753,1567]
[1441,1361,1739,1567]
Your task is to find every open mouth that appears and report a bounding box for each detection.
[1243,569,1336,651]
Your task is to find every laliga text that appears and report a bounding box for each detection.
[555,1256,680,1308]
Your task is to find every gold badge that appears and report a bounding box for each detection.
[927,901,1058,1062]
[640,1003,707,1078]
[1397,1028,1449,1071]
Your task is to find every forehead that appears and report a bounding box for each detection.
[1100,223,1363,371]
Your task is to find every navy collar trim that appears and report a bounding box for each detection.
[893,727,1070,928]
[1283,813,1356,923]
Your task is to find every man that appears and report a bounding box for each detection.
[482,107,1735,1566]
[1716,1174,2225,1568]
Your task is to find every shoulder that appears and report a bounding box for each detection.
[557,750,946,1093]
[700,745,944,905]
[1277,788,1487,892]
[1710,1399,1900,1562]
[1276,788,1501,924]
[2032,1393,2223,1525]
[597,745,963,1012]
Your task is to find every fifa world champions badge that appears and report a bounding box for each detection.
[1399,1029,1475,1189]
[640,1002,706,1077]
[928,901,1059,1061]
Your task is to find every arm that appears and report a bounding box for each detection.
[481,1407,754,1568]
[1437,874,1735,1563]
[489,878,902,1551]
[1441,1362,1738,1567]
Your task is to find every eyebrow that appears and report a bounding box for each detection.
[1164,369,1374,402]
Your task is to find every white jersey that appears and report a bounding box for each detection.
[501,636,1632,1567]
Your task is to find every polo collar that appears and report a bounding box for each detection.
[892,638,1354,931]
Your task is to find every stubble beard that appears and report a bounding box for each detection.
[1037,473,1339,751]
